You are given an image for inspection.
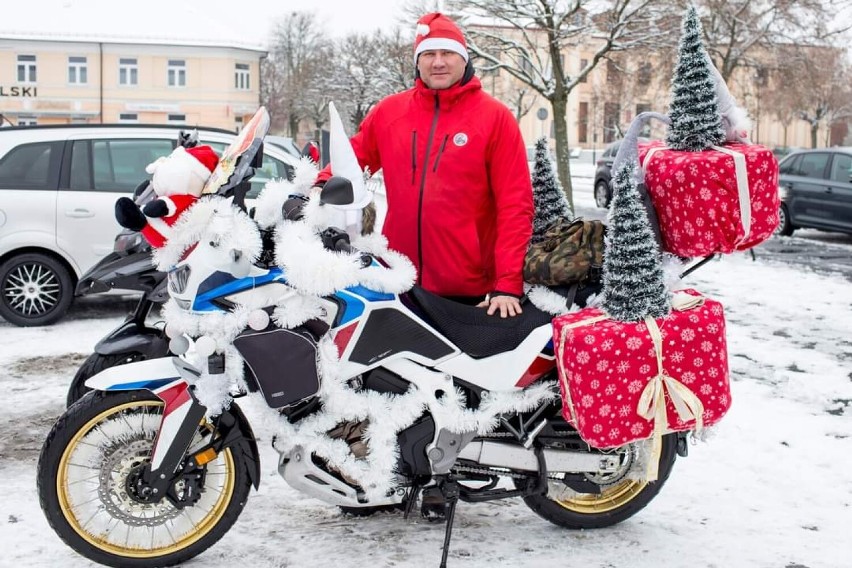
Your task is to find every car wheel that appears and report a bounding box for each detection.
[0,253,74,326]
[594,181,611,209]
[775,203,795,236]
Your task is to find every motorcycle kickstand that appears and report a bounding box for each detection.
[438,479,460,568]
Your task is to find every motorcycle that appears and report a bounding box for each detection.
[38,109,694,568]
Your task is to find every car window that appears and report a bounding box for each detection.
[248,154,294,198]
[0,141,63,190]
[91,139,174,192]
[828,153,852,184]
[778,154,800,175]
[794,153,830,179]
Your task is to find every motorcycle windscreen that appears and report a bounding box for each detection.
[233,326,320,408]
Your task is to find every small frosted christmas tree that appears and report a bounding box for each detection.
[530,137,571,244]
[601,160,669,321]
[666,5,726,151]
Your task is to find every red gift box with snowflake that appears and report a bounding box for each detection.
[638,141,779,257]
[553,290,731,465]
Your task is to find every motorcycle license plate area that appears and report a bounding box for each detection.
[233,326,321,408]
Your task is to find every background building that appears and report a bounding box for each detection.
[0,2,266,131]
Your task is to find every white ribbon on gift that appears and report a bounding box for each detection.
[553,292,706,481]
[637,314,705,481]
[642,144,752,246]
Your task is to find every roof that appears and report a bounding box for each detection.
[1,0,268,52]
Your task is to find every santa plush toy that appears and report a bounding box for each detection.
[115,145,219,248]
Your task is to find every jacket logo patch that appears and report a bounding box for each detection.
[453,133,468,147]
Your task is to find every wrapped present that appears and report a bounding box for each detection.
[638,141,779,257]
[552,290,731,479]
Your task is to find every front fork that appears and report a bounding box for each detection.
[85,356,260,500]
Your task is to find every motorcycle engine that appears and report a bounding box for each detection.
[361,368,435,477]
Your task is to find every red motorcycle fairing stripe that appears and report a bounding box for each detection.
[514,354,556,388]
[333,321,359,357]
[155,382,192,418]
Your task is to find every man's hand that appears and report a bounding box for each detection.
[477,294,523,318]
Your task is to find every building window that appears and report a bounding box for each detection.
[603,102,621,143]
[168,60,186,87]
[119,58,138,86]
[118,113,138,123]
[235,63,250,90]
[68,56,88,85]
[234,116,243,133]
[579,58,588,83]
[17,116,38,126]
[17,55,37,83]
[606,59,622,87]
[168,114,186,123]
[637,63,652,87]
[578,102,589,144]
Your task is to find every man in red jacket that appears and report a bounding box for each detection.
[317,12,533,317]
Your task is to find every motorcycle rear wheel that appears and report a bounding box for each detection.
[38,390,252,567]
[66,352,147,407]
[519,434,678,529]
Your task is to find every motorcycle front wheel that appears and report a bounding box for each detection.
[38,390,252,567]
[517,433,678,529]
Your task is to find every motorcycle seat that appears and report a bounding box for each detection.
[407,286,553,359]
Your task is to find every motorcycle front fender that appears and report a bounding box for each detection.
[94,319,169,358]
[85,356,199,392]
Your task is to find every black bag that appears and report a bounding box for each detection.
[233,324,321,408]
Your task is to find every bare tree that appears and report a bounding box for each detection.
[685,0,852,82]
[262,12,332,138]
[376,27,417,96]
[784,45,852,148]
[335,33,391,130]
[449,0,674,210]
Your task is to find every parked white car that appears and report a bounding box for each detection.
[0,124,299,326]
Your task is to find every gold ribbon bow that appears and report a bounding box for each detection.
[637,315,705,480]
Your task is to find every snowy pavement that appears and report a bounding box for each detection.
[1,176,851,567]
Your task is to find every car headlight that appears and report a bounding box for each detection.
[168,265,191,294]
[778,184,789,201]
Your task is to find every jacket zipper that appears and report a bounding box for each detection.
[411,130,417,185]
[432,134,449,172]
[417,94,441,285]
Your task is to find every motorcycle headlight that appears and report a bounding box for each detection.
[168,265,192,295]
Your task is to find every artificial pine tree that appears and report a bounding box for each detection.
[601,160,670,322]
[665,5,726,152]
[530,137,571,244]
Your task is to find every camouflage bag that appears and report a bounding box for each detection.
[523,218,606,286]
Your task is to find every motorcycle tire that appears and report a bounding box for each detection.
[66,352,148,407]
[517,433,678,529]
[38,389,252,568]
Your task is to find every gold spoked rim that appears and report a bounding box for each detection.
[56,400,235,559]
[552,479,648,514]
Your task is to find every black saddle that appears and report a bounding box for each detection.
[407,286,554,359]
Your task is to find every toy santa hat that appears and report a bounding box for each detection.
[147,145,218,180]
[414,12,469,63]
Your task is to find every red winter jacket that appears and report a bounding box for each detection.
[317,77,533,297]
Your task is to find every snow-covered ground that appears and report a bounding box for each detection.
[1,172,851,568]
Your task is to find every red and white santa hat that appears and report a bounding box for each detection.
[183,145,219,178]
[414,12,469,63]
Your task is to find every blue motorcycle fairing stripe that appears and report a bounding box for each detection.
[345,285,395,302]
[334,289,365,324]
[103,377,179,391]
[192,267,286,312]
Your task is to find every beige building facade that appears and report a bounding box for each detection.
[475,27,838,152]
[0,3,266,131]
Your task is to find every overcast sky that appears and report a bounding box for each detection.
[249,0,409,38]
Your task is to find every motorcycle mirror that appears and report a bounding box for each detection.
[320,176,355,207]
